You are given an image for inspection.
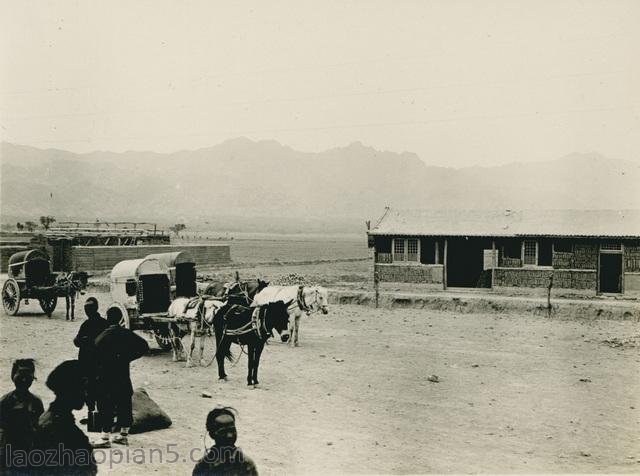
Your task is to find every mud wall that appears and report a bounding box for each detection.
[494,268,596,291]
[375,263,443,284]
[70,244,231,272]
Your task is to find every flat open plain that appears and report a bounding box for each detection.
[1,283,638,474]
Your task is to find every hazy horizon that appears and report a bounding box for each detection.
[1,1,638,168]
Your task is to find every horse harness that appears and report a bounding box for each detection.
[223,306,269,340]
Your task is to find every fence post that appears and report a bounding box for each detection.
[547,272,554,318]
[374,270,380,308]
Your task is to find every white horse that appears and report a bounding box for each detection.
[167,297,224,366]
[252,285,329,347]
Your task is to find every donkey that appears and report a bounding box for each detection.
[214,300,291,386]
[55,271,89,321]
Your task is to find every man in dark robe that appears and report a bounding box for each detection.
[33,360,97,475]
[0,359,44,474]
[93,307,149,448]
[192,407,258,476]
[73,297,107,412]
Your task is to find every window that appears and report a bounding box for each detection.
[522,240,538,266]
[393,238,420,263]
[407,239,418,262]
[601,243,621,251]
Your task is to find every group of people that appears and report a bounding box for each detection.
[0,297,258,475]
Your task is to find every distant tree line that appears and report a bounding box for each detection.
[15,216,56,232]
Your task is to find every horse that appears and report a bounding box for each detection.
[167,279,270,367]
[167,297,224,367]
[54,271,89,321]
[214,300,291,386]
[252,285,329,347]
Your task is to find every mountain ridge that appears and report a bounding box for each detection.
[1,140,638,232]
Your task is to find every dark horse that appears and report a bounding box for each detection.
[203,279,269,305]
[214,300,291,386]
[54,271,89,321]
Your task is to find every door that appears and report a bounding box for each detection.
[599,253,622,293]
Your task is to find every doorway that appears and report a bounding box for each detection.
[446,237,492,288]
[599,253,622,293]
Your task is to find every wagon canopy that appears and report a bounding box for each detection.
[110,258,169,283]
[8,249,51,279]
[145,251,197,298]
[145,251,195,269]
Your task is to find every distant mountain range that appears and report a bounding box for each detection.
[1,139,639,233]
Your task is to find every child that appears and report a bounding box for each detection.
[0,359,45,472]
[192,407,258,475]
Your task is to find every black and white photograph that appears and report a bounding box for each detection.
[1,1,639,474]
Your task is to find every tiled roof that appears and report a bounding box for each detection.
[368,208,640,238]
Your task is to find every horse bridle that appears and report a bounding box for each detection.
[295,287,327,315]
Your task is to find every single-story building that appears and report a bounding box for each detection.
[367,208,640,296]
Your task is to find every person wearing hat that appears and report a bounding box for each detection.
[73,297,107,413]
[0,359,44,473]
[34,360,97,476]
[192,406,258,476]
[93,307,149,448]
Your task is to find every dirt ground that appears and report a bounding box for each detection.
[1,290,639,474]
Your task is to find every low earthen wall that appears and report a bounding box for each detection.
[70,245,231,272]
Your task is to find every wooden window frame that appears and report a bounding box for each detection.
[522,239,538,267]
[392,238,421,264]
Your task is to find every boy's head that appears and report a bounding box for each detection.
[12,359,35,391]
[106,306,122,325]
[206,406,238,446]
[84,297,98,317]
[46,360,86,410]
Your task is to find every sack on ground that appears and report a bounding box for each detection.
[129,387,172,434]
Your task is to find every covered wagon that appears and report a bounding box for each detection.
[2,249,58,316]
[145,251,197,298]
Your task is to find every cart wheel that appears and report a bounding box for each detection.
[2,279,21,315]
[200,327,218,367]
[39,296,58,317]
[154,327,174,350]
[106,303,130,329]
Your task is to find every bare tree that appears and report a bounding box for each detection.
[40,216,56,230]
[169,223,187,236]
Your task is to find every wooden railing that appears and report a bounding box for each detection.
[375,252,420,263]
[376,252,393,263]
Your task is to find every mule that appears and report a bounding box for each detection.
[167,279,269,367]
[214,300,291,386]
[55,271,89,321]
[252,285,329,347]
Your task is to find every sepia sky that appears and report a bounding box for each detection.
[1,0,638,167]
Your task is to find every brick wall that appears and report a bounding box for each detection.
[494,268,596,290]
[0,246,30,272]
[70,245,231,272]
[375,264,443,284]
[573,244,598,269]
[552,251,573,269]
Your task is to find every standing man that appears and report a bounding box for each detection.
[93,307,149,448]
[0,359,44,473]
[73,297,107,413]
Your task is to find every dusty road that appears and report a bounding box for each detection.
[1,292,639,474]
